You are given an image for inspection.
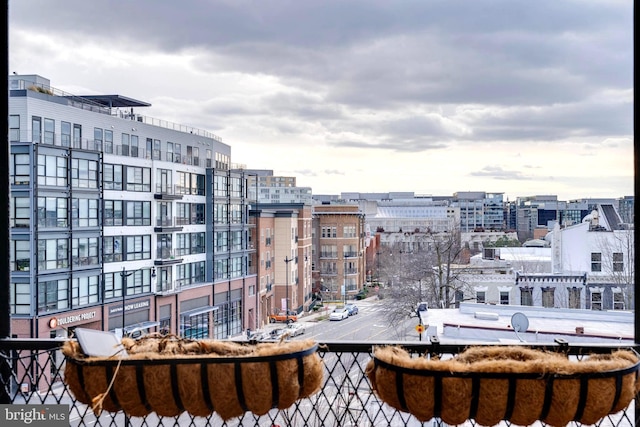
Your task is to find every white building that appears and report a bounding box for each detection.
[456,204,633,310]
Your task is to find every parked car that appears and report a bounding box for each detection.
[354,289,368,300]
[268,310,298,324]
[329,307,350,321]
[344,303,359,316]
[261,328,288,342]
[286,322,305,337]
[410,302,429,318]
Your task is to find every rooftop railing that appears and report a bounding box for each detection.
[0,338,638,426]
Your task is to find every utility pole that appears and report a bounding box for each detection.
[284,256,293,319]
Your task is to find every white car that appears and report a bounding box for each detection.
[286,322,305,337]
[329,307,349,321]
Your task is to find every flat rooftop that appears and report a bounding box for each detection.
[421,303,634,345]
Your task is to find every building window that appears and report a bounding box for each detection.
[344,260,357,275]
[321,245,337,258]
[104,164,123,190]
[214,203,227,225]
[215,231,229,253]
[121,133,130,156]
[230,256,243,278]
[72,237,99,267]
[9,114,20,142]
[613,252,624,272]
[10,282,30,314]
[183,312,210,339]
[175,143,182,163]
[44,118,55,145]
[104,129,114,154]
[591,252,602,272]
[131,135,139,157]
[104,200,123,226]
[177,232,206,256]
[213,174,227,197]
[541,287,555,308]
[520,287,533,306]
[230,230,242,251]
[126,235,151,260]
[71,275,99,307]
[32,116,41,144]
[568,287,581,309]
[72,198,99,227]
[167,142,174,162]
[590,290,602,310]
[176,261,206,287]
[94,127,103,151]
[476,291,486,304]
[37,196,67,228]
[38,279,69,313]
[103,236,123,263]
[153,139,161,160]
[499,291,509,305]
[103,272,123,300]
[12,240,30,271]
[195,174,206,196]
[215,258,229,280]
[127,269,153,296]
[613,289,625,310]
[343,226,356,238]
[230,203,242,224]
[125,201,151,226]
[61,122,71,147]
[37,238,69,270]
[157,234,174,260]
[126,166,151,192]
[37,154,68,187]
[71,158,99,189]
[343,245,357,258]
[11,153,30,185]
[13,196,31,228]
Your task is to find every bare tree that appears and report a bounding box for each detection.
[378,225,468,329]
[593,229,635,309]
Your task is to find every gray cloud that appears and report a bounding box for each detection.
[470,166,532,181]
[8,0,633,198]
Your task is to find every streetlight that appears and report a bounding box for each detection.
[284,256,293,319]
[120,266,156,335]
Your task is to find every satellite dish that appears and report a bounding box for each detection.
[511,312,529,342]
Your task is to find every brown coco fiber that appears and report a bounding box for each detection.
[62,337,323,420]
[366,346,639,427]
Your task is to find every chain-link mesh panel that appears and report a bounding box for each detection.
[0,339,637,426]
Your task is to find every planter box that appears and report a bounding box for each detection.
[366,345,639,427]
[63,336,323,421]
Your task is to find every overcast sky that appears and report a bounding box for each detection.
[9,0,633,200]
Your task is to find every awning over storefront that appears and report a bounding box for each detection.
[124,321,160,336]
[180,306,218,318]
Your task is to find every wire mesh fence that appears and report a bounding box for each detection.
[0,339,638,426]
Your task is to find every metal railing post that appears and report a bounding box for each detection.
[1,1,13,404]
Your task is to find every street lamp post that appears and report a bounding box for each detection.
[284,256,293,319]
[120,267,155,336]
[120,267,133,334]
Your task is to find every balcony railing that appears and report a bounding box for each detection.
[0,339,637,426]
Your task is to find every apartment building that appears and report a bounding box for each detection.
[450,192,505,232]
[313,204,366,301]
[9,74,256,339]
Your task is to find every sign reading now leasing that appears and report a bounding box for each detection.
[1,405,68,427]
